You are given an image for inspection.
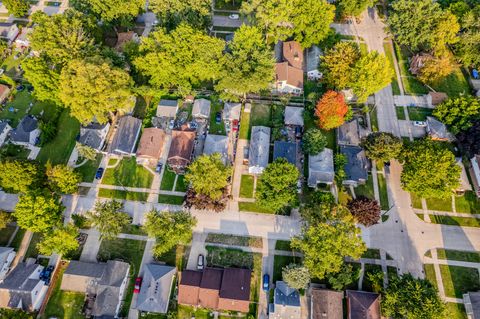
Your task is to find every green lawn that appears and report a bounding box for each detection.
[41,263,86,319]
[251,103,272,128]
[426,196,452,212]
[239,108,251,139]
[395,106,406,120]
[431,67,470,97]
[439,265,480,298]
[0,225,16,246]
[238,201,275,214]
[393,43,429,95]
[429,215,480,228]
[102,157,153,188]
[155,244,187,271]
[0,91,32,127]
[355,174,375,199]
[75,154,103,183]
[275,240,292,251]
[1,53,24,78]
[410,193,423,209]
[446,302,467,319]
[158,194,184,205]
[36,109,80,165]
[122,224,147,236]
[423,264,438,291]
[387,266,398,282]
[407,107,433,121]
[97,237,146,317]
[370,107,379,132]
[322,129,336,149]
[175,174,189,192]
[383,42,401,95]
[273,255,299,282]
[160,169,176,191]
[436,249,480,263]
[9,227,25,250]
[205,245,260,269]
[240,174,254,198]
[0,144,30,161]
[177,305,211,319]
[455,191,480,214]
[98,188,149,202]
[206,233,263,248]
[362,248,381,259]
[209,100,226,135]
[377,174,389,210]
[24,232,43,259]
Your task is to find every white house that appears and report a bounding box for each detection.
[0,121,12,146]
[192,98,211,120]
[0,247,15,281]
[10,115,40,146]
[0,23,19,45]
[248,126,271,174]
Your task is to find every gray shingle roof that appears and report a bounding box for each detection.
[203,134,229,164]
[64,260,106,279]
[223,102,241,121]
[192,99,211,119]
[136,264,176,313]
[10,115,38,143]
[337,118,369,146]
[79,123,109,150]
[0,121,10,134]
[248,126,271,174]
[311,288,343,319]
[308,148,334,186]
[427,116,454,141]
[108,116,142,155]
[156,100,178,118]
[465,291,480,319]
[284,106,304,126]
[340,145,370,184]
[273,141,297,164]
[269,281,301,319]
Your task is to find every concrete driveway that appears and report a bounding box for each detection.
[212,15,245,28]
[186,232,208,270]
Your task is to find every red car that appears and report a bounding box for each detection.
[232,119,239,132]
[134,277,142,293]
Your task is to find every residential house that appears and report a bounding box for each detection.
[78,122,110,152]
[273,141,297,165]
[248,126,271,174]
[0,121,12,146]
[0,260,48,311]
[192,99,211,120]
[0,84,11,103]
[470,154,480,198]
[463,291,480,319]
[115,31,139,52]
[136,128,166,164]
[223,102,241,122]
[274,41,304,94]
[284,106,304,127]
[0,23,19,44]
[108,116,142,156]
[426,116,454,141]
[306,45,322,80]
[178,268,251,313]
[0,247,15,281]
[340,145,370,186]
[346,290,381,319]
[310,288,343,319]
[10,115,40,146]
[61,260,130,318]
[156,100,179,118]
[308,148,335,187]
[136,264,176,314]
[167,129,196,173]
[337,118,369,146]
[203,134,229,165]
[14,27,32,49]
[456,158,473,195]
[269,281,301,319]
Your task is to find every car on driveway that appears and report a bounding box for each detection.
[134,277,142,293]
[155,162,163,173]
[197,254,204,270]
[413,121,427,127]
[229,14,239,19]
[95,167,104,180]
[262,274,270,291]
[215,112,222,124]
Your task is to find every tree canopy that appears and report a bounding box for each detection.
[86,200,131,239]
[282,264,310,290]
[347,196,381,227]
[143,210,197,257]
[327,263,360,290]
[401,139,460,199]
[215,25,275,101]
[13,192,63,233]
[46,164,81,194]
[255,158,299,212]
[417,53,455,84]
[0,160,43,193]
[336,0,374,18]
[320,42,360,90]
[185,154,231,201]
[302,128,327,155]
[149,0,211,28]
[134,24,224,96]
[433,96,480,134]
[361,132,403,163]
[3,0,29,17]
[315,90,349,130]
[37,224,80,256]
[22,57,61,105]
[382,274,445,319]
[0,211,11,229]
[59,58,133,124]
[80,0,144,22]
[455,8,480,68]
[456,119,480,157]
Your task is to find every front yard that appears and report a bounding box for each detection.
[273,255,298,282]
[440,265,480,298]
[455,191,480,214]
[239,174,254,198]
[407,106,433,121]
[98,188,149,202]
[238,201,275,214]
[75,154,103,183]
[102,157,153,188]
[158,194,185,205]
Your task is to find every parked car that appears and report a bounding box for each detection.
[197,254,204,270]
[232,119,239,132]
[155,162,163,173]
[16,85,24,91]
[169,119,175,129]
[295,126,302,138]
[229,14,239,19]
[215,112,222,124]
[95,167,104,180]
[262,274,270,291]
[413,121,427,127]
[134,277,142,293]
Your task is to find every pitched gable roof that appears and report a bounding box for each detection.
[10,115,38,143]
[136,264,176,314]
[282,41,303,69]
[346,290,381,319]
[311,288,343,319]
[109,116,142,155]
[308,148,335,186]
[136,127,166,160]
[276,62,304,89]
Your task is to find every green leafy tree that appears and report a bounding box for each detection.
[361,132,403,163]
[0,160,43,193]
[302,128,327,155]
[215,25,275,101]
[282,264,310,290]
[327,263,360,290]
[417,53,455,84]
[291,205,366,279]
[455,9,480,68]
[382,274,445,319]
[336,0,374,17]
[350,51,393,103]
[401,139,460,199]
[300,191,336,223]
[86,200,131,239]
[60,58,133,124]
[149,0,210,28]
[0,211,11,229]
[185,154,231,201]
[22,57,62,105]
[46,164,81,194]
[37,224,79,256]
[3,0,29,17]
[29,10,96,66]
[134,24,224,96]
[13,192,63,233]
[76,142,97,161]
[433,96,480,133]
[143,210,197,257]
[80,0,144,22]
[334,153,347,184]
[255,158,299,212]
[320,42,360,90]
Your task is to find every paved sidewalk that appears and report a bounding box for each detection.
[413,208,480,218]
[79,182,186,197]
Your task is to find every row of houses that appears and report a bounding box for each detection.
[0,115,41,148]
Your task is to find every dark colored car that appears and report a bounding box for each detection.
[16,85,24,91]
[155,162,163,173]
[134,277,142,293]
[215,112,222,124]
[95,167,104,180]
[295,126,302,138]
[232,119,239,132]
[262,274,270,291]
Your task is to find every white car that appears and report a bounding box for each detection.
[229,14,239,20]
[413,121,427,127]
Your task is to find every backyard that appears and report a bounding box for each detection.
[102,157,153,188]
[209,99,226,135]
[239,174,254,198]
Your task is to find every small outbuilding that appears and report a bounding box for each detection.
[192,99,211,120]
[308,148,335,187]
[156,100,178,118]
[284,106,304,126]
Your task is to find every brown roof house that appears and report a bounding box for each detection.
[310,288,343,319]
[136,128,166,164]
[167,129,196,173]
[274,41,304,95]
[346,290,381,319]
[0,84,11,103]
[115,31,139,52]
[178,268,251,313]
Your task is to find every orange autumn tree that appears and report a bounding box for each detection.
[315,90,349,130]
